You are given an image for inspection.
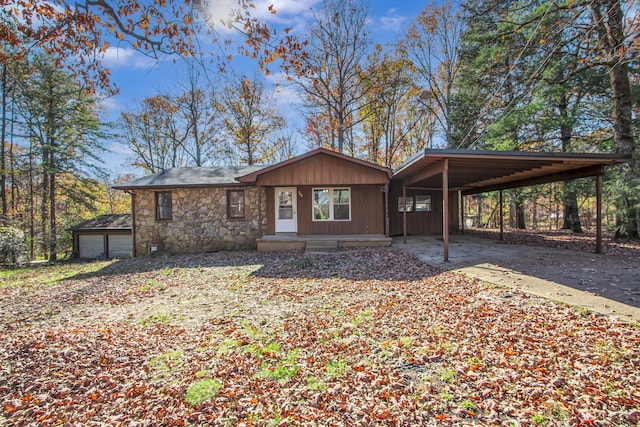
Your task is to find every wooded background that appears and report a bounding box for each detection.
[1,0,637,261]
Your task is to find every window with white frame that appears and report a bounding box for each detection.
[313,188,351,221]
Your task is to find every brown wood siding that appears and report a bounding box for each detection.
[388,188,459,235]
[266,187,275,235]
[298,185,384,235]
[266,185,384,235]
[256,153,389,186]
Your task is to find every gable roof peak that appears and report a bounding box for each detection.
[238,148,392,184]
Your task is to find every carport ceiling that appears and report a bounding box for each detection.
[392,149,630,195]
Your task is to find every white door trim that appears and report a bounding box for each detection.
[275,187,297,233]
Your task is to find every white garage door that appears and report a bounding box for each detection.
[79,235,105,258]
[108,235,132,258]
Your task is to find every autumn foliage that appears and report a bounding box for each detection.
[1,248,639,425]
[1,0,294,93]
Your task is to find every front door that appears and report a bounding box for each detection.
[275,187,297,233]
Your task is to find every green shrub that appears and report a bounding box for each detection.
[0,226,28,268]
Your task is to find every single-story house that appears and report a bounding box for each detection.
[113,148,629,259]
[70,214,132,258]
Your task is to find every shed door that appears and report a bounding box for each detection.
[108,234,132,258]
[275,187,297,233]
[79,235,105,258]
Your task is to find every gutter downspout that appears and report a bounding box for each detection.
[443,159,449,262]
[384,184,389,238]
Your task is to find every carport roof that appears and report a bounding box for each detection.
[392,149,630,195]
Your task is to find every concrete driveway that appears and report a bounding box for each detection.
[394,235,640,322]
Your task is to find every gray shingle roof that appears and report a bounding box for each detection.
[112,166,267,189]
[70,214,132,230]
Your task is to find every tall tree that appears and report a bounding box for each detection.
[588,0,638,237]
[401,1,464,146]
[359,45,428,167]
[1,60,10,221]
[14,56,104,260]
[454,0,637,235]
[174,65,221,166]
[120,95,188,173]
[296,0,372,153]
[218,76,284,165]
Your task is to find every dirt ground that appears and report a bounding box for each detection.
[396,231,640,322]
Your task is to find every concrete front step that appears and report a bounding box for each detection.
[305,240,338,252]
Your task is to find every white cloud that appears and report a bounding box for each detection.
[101,47,156,70]
[204,0,242,33]
[380,8,407,31]
[105,141,133,156]
[98,97,121,114]
[265,71,300,107]
[250,0,321,26]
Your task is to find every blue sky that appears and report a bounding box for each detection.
[99,0,430,177]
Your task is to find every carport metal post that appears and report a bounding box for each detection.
[257,185,263,239]
[596,172,603,254]
[459,191,464,234]
[443,159,449,262]
[384,184,390,238]
[403,185,407,244]
[499,190,504,241]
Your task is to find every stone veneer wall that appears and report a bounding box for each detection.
[132,186,265,255]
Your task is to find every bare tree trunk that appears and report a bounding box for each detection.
[562,186,583,232]
[28,141,35,259]
[557,86,583,233]
[9,99,16,216]
[49,165,56,262]
[589,0,637,238]
[509,198,516,228]
[1,63,7,220]
[515,200,526,229]
[41,135,50,259]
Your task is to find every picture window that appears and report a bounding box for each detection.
[313,188,351,221]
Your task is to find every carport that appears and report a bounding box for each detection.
[391,149,630,261]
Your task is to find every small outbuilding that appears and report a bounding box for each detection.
[70,214,132,259]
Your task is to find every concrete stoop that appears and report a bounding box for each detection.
[305,240,338,253]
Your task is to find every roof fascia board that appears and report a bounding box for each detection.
[71,228,131,231]
[462,164,604,195]
[401,159,445,187]
[112,182,249,190]
[424,148,630,163]
[392,150,427,176]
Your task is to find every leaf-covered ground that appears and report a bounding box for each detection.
[1,248,639,426]
[467,228,640,257]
